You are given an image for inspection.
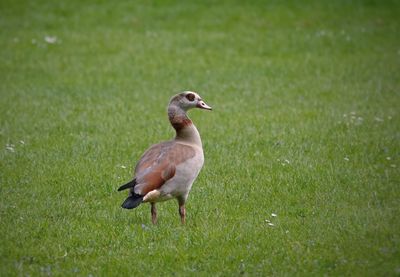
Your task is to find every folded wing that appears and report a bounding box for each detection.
[133,141,196,195]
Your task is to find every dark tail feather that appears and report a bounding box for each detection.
[118,179,136,191]
[121,194,143,209]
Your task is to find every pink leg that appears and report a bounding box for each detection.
[151,203,157,224]
[179,204,186,224]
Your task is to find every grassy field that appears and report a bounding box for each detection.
[1,0,399,275]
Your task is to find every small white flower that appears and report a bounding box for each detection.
[6,144,15,152]
[268,223,274,227]
[265,219,270,223]
[271,213,277,217]
[344,157,349,161]
[44,36,57,44]
[386,157,391,160]
[285,230,289,233]
[19,140,25,145]
[120,165,127,169]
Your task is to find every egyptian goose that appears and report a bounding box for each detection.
[118,91,212,224]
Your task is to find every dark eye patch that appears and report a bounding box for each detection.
[185,93,195,102]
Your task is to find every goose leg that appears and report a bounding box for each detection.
[151,203,157,224]
[179,203,186,224]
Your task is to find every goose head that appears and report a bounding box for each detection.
[170,91,212,111]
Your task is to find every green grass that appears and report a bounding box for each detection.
[1,0,399,275]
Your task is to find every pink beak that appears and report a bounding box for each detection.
[197,100,212,110]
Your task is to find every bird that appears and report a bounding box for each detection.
[118,91,212,224]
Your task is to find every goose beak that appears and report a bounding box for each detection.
[197,100,212,110]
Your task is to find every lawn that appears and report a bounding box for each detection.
[1,0,399,275]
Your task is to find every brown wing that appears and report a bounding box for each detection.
[133,141,195,195]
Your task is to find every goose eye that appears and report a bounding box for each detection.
[185,93,195,102]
